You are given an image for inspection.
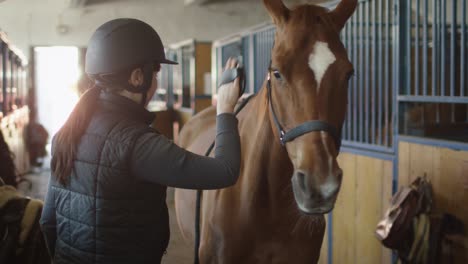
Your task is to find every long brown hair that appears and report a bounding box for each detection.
[51,86,102,185]
[51,65,147,185]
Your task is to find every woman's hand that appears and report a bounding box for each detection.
[217,57,241,115]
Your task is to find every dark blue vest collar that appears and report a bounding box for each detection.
[98,91,155,125]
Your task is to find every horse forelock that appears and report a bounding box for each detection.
[272,3,343,73]
[289,4,334,29]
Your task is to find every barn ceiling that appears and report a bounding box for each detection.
[0,0,339,58]
[67,0,333,8]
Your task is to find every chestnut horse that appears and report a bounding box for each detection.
[175,0,357,263]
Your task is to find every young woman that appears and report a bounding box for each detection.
[39,18,241,264]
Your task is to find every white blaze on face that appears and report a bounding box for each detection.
[308,41,336,90]
[319,131,340,198]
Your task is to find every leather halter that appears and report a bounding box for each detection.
[266,68,342,151]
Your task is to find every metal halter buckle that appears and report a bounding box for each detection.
[279,130,286,146]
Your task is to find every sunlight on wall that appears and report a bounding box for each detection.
[34,46,80,142]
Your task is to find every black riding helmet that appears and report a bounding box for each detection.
[85,18,177,103]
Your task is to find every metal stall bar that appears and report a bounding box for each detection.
[341,141,394,153]
[1,43,7,114]
[167,51,175,108]
[14,58,19,107]
[450,0,457,97]
[267,28,274,90]
[423,0,428,96]
[398,96,468,103]
[242,36,251,93]
[441,0,446,96]
[346,13,353,142]
[261,30,266,92]
[462,0,466,97]
[218,44,224,88]
[359,3,364,142]
[431,0,439,96]
[9,52,14,111]
[384,0,390,147]
[372,0,377,145]
[378,0,384,146]
[353,9,358,142]
[17,59,21,106]
[253,35,257,93]
[3,49,8,113]
[9,53,14,111]
[451,0,457,122]
[435,0,441,123]
[342,22,349,139]
[432,0,438,97]
[254,34,259,93]
[343,21,347,140]
[415,0,420,96]
[261,30,264,92]
[407,0,412,96]
[0,42,3,114]
[248,34,255,94]
[365,0,370,144]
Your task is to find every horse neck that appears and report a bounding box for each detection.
[237,85,295,215]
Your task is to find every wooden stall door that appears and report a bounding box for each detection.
[331,153,393,264]
[194,43,212,114]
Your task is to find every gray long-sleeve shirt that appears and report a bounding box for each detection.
[131,113,241,189]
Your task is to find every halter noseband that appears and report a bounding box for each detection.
[266,67,342,151]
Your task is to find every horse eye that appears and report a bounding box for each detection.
[273,70,282,80]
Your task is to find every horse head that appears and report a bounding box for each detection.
[263,0,356,215]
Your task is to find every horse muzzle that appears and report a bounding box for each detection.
[291,169,343,215]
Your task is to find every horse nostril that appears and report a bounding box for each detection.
[296,171,307,192]
[337,171,343,181]
[329,186,340,198]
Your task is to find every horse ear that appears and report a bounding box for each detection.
[263,0,290,25]
[329,0,358,31]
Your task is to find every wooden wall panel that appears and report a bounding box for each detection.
[333,153,356,264]
[195,43,212,95]
[318,216,328,264]
[398,141,468,263]
[381,161,393,264]
[332,152,393,264]
[193,43,212,114]
[355,155,384,263]
[398,141,411,187]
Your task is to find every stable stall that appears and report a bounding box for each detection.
[0,32,29,175]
